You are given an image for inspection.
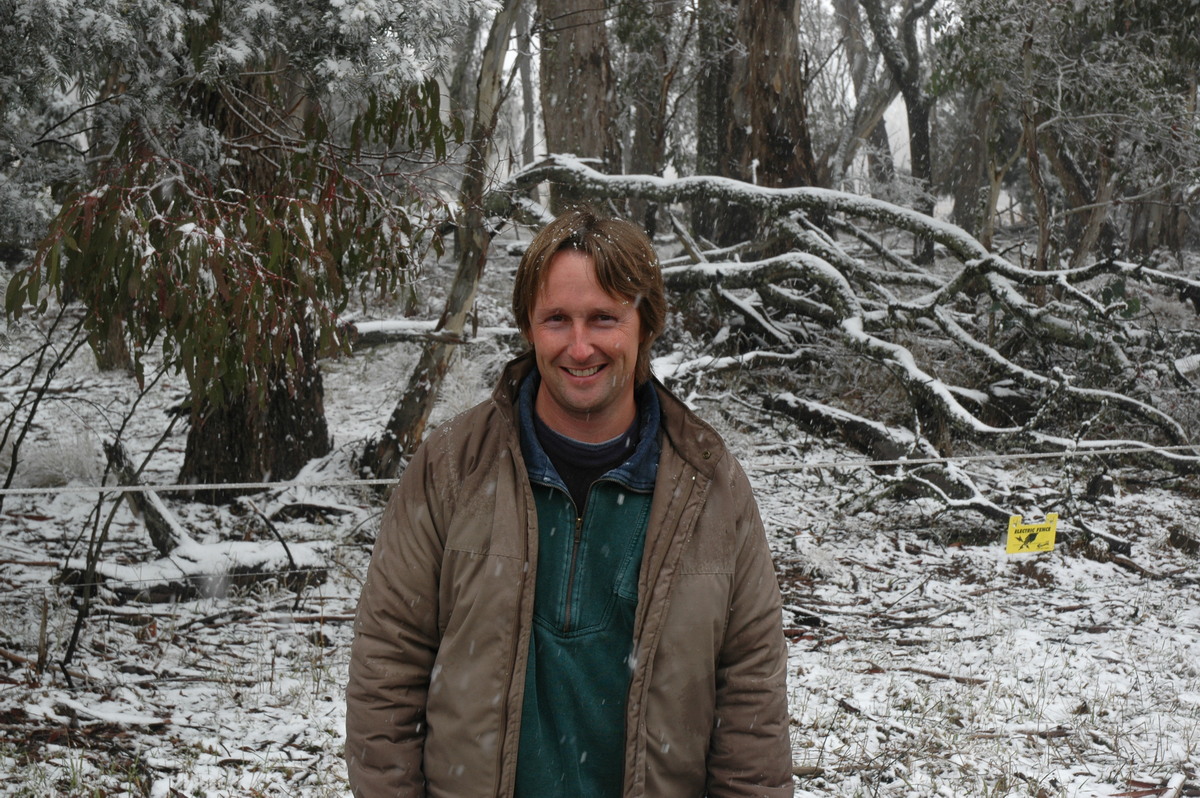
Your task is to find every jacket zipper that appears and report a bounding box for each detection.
[562,514,584,632]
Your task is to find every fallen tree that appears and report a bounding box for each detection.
[472,155,1200,516]
[58,443,330,605]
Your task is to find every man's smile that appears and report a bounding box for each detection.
[565,365,603,378]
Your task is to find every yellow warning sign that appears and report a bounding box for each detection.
[1006,513,1058,554]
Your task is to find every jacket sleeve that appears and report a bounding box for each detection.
[706,464,794,798]
[346,441,447,797]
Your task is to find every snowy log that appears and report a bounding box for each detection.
[344,319,520,350]
[104,441,195,556]
[62,537,330,603]
[90,441,329,601]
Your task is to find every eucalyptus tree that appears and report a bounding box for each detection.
[859,0,938,263]
[363,0,527,479]
[4,0,470,498]
[727,0,820,193]
[612,0,690,234]
[824,0,898,192]
[692,0,737,239]
[538,0,621,210]
[692,0,822,245]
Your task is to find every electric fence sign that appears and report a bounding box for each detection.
[1006,513,1059,554]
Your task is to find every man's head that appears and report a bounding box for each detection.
[512,209,666,385]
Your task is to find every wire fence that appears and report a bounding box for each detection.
[2,442,1197,498]
[2,442,1197,599]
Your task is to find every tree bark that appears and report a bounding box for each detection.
[692,0,738,241]
[448,8,486,132]
[719,0,819,244]
[830,0,896,190]
[946,87,990,238]
[517,5,537,174]
[1036,123,1121,266]
[1022,120,1048,271]
[1065,144,1114,269]
[617,0,683,235]
[538,0,620,211]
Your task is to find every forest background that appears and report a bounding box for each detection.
[2,0,1200,795]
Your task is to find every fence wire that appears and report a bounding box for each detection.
[2,443,1197,498]
[1,442,1197,599]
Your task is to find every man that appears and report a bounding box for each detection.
[346,209,793,797]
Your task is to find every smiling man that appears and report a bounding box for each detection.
[346,209,794,798]
[525,247,641,442]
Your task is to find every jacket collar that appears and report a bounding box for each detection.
[515,365,660,493]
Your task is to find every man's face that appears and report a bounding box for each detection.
[528,249,643,443]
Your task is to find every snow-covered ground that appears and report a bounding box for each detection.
[2,252,1199,797]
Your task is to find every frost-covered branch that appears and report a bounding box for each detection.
[492,156,1200,516]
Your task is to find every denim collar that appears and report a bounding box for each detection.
[517,370,660,493]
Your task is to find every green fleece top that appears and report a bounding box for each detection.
[514,374,661,798]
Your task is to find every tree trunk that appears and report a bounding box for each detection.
[538,0,620,212]
[363,0,525,480]
[1126,73,1195,258]
[517,5,537,172]
[448,7,486,133]
[729,0,818,191]
[180,321,330,502]
[830,0,896,191]
[980,128,1021,252]
[1128,185,1189,257]
[617,0,681,235]
[1065,143,1114,269]
[720,0,819,245]
[88,314,133,372]
[947,87,990,238]
[1037,123,1121,266]
[1019,24,1052,275]
[859,0,936,263]
[863,108,896,189]
[1021,108,1052,274]
[692,0,737,241]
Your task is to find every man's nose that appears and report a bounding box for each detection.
[567,323,593,360]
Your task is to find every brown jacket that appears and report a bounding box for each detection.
[346,355,793,797]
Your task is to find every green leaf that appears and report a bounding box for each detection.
[269,226,285,269]
[27,259,41,303]
[5,268,27,318]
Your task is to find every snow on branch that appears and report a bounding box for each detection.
[491,155,1200,517]
[91,441,329,602]
[344,319,520,349]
